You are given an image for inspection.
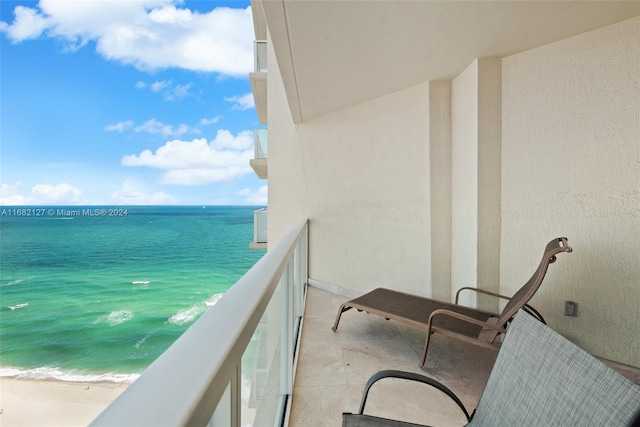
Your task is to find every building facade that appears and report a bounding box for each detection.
[251,1,640,367]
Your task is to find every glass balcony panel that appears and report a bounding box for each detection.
[208,382,231,426]
[255,40,267,72]
[254,128,268,159]
[254,208,267,244]
[241,278,283,426]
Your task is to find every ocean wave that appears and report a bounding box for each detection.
[135,334,151,349]
[95,310,134,326]
[0,366,139,384]
[1,278,25,288]
[131,280,150,285]
[205,293,224,307]
[8,302,28,310]
[167,305,204,325]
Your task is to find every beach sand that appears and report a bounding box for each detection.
[0,378,127,426]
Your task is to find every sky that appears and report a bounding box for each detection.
[0,0,268,206]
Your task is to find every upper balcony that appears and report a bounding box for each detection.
[250,40,267,125]
[250,128,268,179]
[249,207,267,249]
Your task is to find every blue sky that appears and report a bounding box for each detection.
[0,0,267,206]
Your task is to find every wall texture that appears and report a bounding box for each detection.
[269,46,432,296]
[300,84,432,296]
[266,15,639,366]
[500,16,639,366]
[451,62,480,306]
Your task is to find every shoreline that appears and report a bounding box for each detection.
[0,377,128,426]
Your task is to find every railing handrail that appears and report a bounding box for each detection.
[91,219,308,426]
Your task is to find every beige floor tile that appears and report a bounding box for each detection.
[291,286,495,426]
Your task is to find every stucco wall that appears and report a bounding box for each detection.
[429,80,453,302]
[501,17,640,366]
[268,49,432,295]
[451,62,480,306]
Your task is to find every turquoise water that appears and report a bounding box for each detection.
[0,206,265,382]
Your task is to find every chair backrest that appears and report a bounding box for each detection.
[469,310,640,426]
[491,237,572,338]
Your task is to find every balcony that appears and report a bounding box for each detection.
[92,220,308,427]
[250,208,268,249]
[250,40,267,124]
[91,219,640,426]
[250,128,268,179]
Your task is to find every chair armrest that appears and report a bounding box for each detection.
[454,289,547,324]
[428,309,507,336]
[521,304,546,324]
[356,370,471,421]
[455,287,511,305]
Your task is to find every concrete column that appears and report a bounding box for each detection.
[451,58,502,310]
[429,80,452,301]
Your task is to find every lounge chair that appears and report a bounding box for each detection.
[342,309,640,426]
[332,237,572,367]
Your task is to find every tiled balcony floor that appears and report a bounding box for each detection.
[289,286,640,427]
[289,286,498,426]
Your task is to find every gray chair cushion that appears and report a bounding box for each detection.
[468,311,640,426]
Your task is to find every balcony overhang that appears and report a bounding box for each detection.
[261,0,640,123]
[250,158,268,179]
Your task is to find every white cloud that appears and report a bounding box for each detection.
[110,177,176,205]
[1,182,86,205]
[211,129,252,150]
[31,183,84,204]
[134,119,194,137]
[110,189,175,205]
[105,120,134,132]
[165,83,191,100]
[0,182,26,205]
[0,1,253,76]
[200,116,222,125]
[106,118,196,137]
[121,130,254,185]
[162,167,249,186]
[0,6,49,41]
[150,80,171,92]
[238,185,267,205]
[224,93,255,111]
[136,80,192,101]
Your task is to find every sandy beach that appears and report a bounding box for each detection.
[0,378,128,426]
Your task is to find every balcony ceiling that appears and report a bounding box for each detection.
[260,0,640,123]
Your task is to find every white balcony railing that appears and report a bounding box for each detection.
[254,208,268,243]
[250,129,268,179]
[254,128,268,160]
[92,220,309,427]
[255,40,267,72]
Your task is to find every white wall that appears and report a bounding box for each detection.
[451,59,502,310]
[501,17,640,366]
[429,80,453,302]
[451,62,479,306]
[268,52,432,295]
[266,15,639,366]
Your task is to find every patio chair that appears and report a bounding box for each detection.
[343,309,640,426]
[332,237,572,367]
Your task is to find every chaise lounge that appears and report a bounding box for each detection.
[332,237,572,367]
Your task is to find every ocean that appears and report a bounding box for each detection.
[0,205,265,383]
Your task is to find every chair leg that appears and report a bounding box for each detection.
[332,305,352,331]
[420,330,434,368]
